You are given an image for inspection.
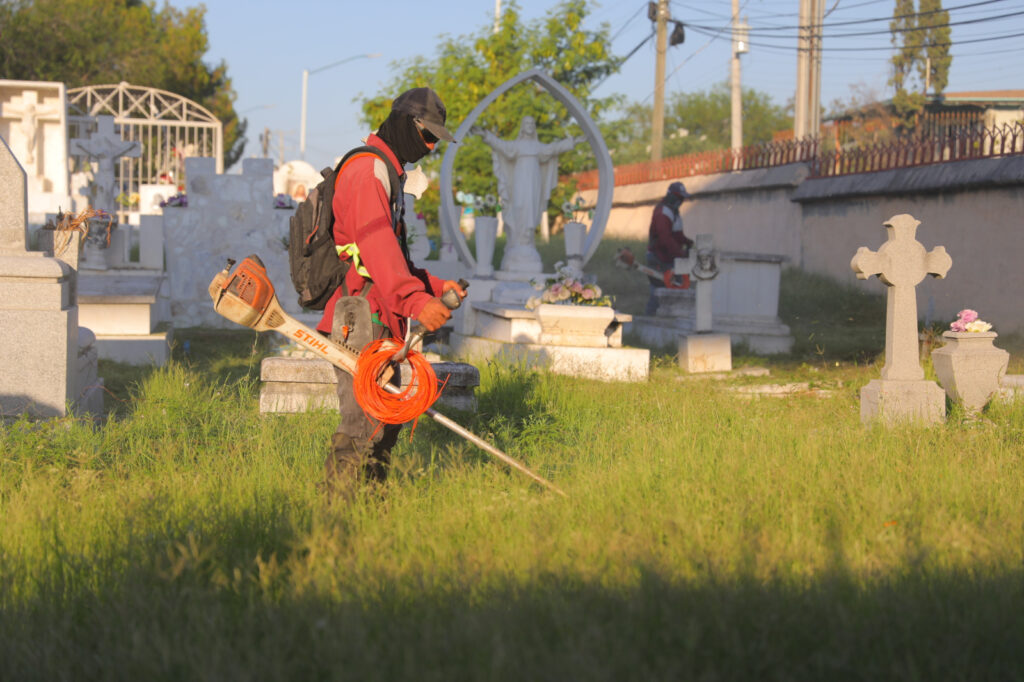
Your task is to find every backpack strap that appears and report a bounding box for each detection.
[334,145,405,296]
[337,145,402,232]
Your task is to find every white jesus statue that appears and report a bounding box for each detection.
[470,116,582,273]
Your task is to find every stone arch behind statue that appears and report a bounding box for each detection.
[439,68,613,271]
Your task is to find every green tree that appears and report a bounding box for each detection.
[918,0,951,94]
[889,0,952,129]
[608,84,792,165]
[358,0,622,229]
[0,0,246,168]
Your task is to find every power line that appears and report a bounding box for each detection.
[611,4,647,42]
[684,2,1020,40]
[685,23,1024,52]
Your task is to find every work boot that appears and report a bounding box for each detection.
[322,434,363,503]
[322,433,392,500]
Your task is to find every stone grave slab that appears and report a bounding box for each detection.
[259,356,481,415]
[678,333,732,373]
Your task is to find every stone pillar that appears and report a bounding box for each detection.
[0,136,79,419]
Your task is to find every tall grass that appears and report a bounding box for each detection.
[3,335,1024,678]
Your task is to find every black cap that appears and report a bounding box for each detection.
[392,87,455,142]
[668,181,692,199]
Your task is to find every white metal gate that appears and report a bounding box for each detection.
[67,82,223,222]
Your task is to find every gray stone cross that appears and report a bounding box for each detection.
[71,115,141,213]
[851,214,952,381]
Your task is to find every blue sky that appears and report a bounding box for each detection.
[168,0,1024,170]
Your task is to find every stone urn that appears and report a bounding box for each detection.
[535,303,616,348]
[931,331,1009,412]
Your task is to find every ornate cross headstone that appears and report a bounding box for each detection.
[70,115,141,213]
[851,214,952,380]
[851,214,951,424]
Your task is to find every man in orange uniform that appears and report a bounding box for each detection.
[316,87,464,496]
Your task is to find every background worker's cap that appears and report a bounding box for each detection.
[392,87,455,142]
[667,181,692,199]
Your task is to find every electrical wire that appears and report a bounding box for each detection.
[685,23,1024,52]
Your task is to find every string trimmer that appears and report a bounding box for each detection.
[613,247,690,289]
[208,255,566,497]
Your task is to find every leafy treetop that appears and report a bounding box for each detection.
[0,0,246,169]
[357,0,622,228]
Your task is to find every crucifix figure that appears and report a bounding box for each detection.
[70,115,141,214]
[1,90,61,169]
[851,214,952,381]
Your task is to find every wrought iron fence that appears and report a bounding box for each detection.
[569,121,1024,191]
[572,137,820,191]
[810,122,1024,177]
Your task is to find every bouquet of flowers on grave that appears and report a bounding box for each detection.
[525,262,613,310]
[949,309,993,333]
[159,192,187,208]
[273,193,295,209]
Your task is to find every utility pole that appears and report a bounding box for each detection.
[795,0,824,140]
[730,0,746,154]
[494,0,501,34]
[808,0,825,138]
[651,0,669,162]
[794,0,811,139]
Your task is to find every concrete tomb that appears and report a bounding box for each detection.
[272,159,321,201]
[633,233,792,363]
[0,135,102,419]
[852,213,951,425]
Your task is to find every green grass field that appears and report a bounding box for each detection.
[3,246,1024,680]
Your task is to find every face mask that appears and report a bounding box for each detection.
[377,111,431,166]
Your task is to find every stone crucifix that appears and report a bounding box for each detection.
[851,214,952,381]
[1,90,61,168]
[71,115,141,213]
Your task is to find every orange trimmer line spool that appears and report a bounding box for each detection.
[353,338,445,430]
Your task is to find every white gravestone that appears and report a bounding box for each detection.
[674,233,731,372]
[470,117,582,274]
[0,80,71,220]
[852,214,951,425]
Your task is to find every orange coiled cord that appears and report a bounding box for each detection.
[353,338,442,428]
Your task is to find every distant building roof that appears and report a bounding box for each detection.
[935,90,1024,105]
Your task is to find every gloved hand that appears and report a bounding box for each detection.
[416,297,451,332]
[441,280,467,303]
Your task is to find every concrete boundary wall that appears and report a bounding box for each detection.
[579,155,1024,333]
[795,156,1024,335]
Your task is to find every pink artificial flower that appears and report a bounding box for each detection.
[581,288,596,300]
[950,319,967,332]
[958,309,978,323]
